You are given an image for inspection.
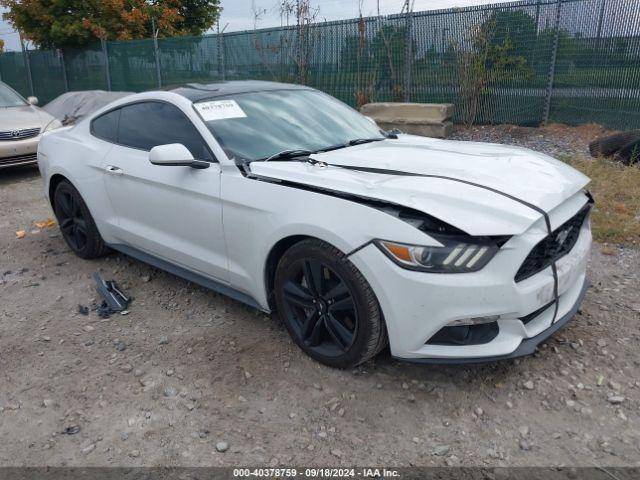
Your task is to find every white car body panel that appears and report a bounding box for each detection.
[249,135,590,236]
[37,84,592,363]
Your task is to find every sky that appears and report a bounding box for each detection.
[220,0,514,32]
[0,0,513,51]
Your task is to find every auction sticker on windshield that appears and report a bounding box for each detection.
[194,100,247,121]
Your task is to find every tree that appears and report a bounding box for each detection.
[488,10,537,61]
[0,0,221,49]
[456,11,532,126]
[0,38,4,52]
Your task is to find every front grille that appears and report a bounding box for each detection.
[515,204,591,282]
[0,127,40,141]
[0,153,38,166]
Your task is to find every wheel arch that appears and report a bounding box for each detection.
[263,234,315,311]
[48,173,71,210]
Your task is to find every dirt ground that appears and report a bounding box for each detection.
[1,163,639,468]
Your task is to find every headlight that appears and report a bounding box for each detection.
[375,236,503,273]
[43,119,63,132]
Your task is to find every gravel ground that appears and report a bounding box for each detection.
[450,123,613,160]
[1,127,639,468]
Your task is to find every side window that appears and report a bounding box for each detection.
[117,102,213,161]
[91,108,120,143]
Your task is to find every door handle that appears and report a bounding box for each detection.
[105,165,123,175]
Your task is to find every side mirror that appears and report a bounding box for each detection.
[27,96,39,106]
[149,143,209,169]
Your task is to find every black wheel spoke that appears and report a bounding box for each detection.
[324,313,354,351]
[302,311,323,346]
[71,197,81,216]
[329,296,355,312]
[60,218,74,233]
[74,226,87,248]
[303,259,323,296]
[66,226,78,249]
[323,281,349,303]
[283,281,314,308]
[58,193,73,218]
[74,218,88,236]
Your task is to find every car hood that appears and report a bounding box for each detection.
[248,135,590,236]
[0,105,54,130]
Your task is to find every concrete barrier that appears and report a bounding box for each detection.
[360,102,454,138]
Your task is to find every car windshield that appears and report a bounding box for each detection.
[0,83,27,107]
[195,89,386,162]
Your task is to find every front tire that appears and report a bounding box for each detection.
[274,239,387,368]
[53,180,109,259]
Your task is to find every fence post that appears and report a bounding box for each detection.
[404,8,413,102]
[19,32,35,97]
[543,0,563,125]
[59,49,69,92]
[152,18,162,88]
[101,38,112,91]
[218,33,226,81]
[596,0,606,40]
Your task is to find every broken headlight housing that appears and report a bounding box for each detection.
[375,235,507,273]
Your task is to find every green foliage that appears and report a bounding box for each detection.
[339,24,416,104]
[457,10,533,126]
[0,0,221,49]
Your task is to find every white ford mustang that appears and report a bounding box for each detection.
[37,81,593,368]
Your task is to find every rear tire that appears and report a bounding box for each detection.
[589,130,640,158]
[53,180,110,259]
[274,239,387,368]
[614,139,640,165]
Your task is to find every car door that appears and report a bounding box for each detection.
[99,101,228,283]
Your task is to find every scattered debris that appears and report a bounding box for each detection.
[164,386,178,397]
[62,425,81,435]
[34,218,56,229]
[77,305,89,316]
[215,441,229,453]
[93,272,130,318]
[15,230,25,239]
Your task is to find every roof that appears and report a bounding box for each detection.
[170,80,312,103]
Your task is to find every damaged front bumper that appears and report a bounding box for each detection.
[394,278,588,365]
[348,195,592,363]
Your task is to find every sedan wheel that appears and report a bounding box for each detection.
[275,239,387,368]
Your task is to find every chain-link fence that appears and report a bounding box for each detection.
[0,0,638,129]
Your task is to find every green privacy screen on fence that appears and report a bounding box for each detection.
[0,0,638,129]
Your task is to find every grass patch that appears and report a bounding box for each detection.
[561,156,640,247]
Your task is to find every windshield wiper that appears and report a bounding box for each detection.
[348,137,386,146]
[262,138,386,162]
[263,149,316,162]
[316,137,386,153]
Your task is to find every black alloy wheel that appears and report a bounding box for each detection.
[56,188,89,252]
[53,180,109,259]
[274,239,387,368]
[282,258,358,356]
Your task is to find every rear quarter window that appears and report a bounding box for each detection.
[91,109,120,143]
